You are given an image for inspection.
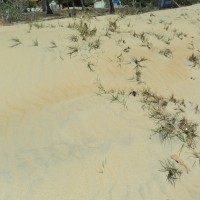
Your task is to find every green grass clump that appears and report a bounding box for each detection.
[188,53,200,68]
[141,88,199,148]
[160,160,182,186]
[88,38,101,51]
[68,20,97,40]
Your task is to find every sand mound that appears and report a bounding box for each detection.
[1,4,200,200]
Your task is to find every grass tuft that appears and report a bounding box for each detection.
[68,20,97,40]
[68,45,79,57]
[32,38,38,46]
[188,53,200,68]
[87,62,95,72]
[49,40,57,48]
[160,160,182,186]
[95,79,128,109]
[88,38,101,51]
[159,48,173,58]
[69,34,79,42]
[108,19,118,32]
[10,38,22,47]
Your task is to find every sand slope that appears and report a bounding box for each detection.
[1,4,200,200]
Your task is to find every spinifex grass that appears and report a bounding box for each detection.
[177,117,198,149]
[123,46,130,53]
[87,62,95,72]
[141,88,165,106]
[188,53,200,68]
[110,92,128,109]
[140,87,199,185]
[10,38,22,47]
[194,104,200,114]
[160,160,182,186]
[68,20,97,40]
[135,68,142,82]
[152,114,179,144]
[69,34,79,42]
[68,45,79,57]
[32,38,38,46]
[116,38,126,46]
[159,48,173,58]
[116,53,124,63]
[108,19,118,32]
[95,79,128,109]
[129,57,148,68]
[148,105,169,122]
[127,57,147,84]
[141,88,199,148]
[154,33,164,40]
[49,40,57,48]
[151,32,172,45]
[133,31,148,43]
[187,41,195,50]
[88,38,100,51]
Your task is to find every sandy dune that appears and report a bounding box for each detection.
[1,4,200,200]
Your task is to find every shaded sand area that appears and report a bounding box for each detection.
[1,4,200,200]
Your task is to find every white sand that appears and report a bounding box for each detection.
[1,4,200,200]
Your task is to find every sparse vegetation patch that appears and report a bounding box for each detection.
[140,87,200,185]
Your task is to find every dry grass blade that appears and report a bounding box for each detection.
[87,62,95,72]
